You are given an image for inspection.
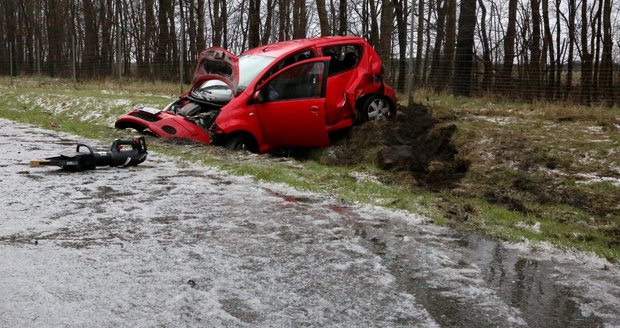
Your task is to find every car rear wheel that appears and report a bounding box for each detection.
[360,96,392,122]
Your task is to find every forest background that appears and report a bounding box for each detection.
[1,0,620,105]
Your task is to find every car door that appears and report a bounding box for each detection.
[321,44,363,125]
[254,58,330,147]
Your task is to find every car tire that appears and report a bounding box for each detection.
[224,134,255,152]
[360,96,393,122]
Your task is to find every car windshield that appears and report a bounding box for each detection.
[238,54,276,91]
[199,79,228,90]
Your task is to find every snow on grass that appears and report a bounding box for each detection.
[575,173,620,187]
[515,221,542,234]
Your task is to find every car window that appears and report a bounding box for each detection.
[321,44,362,76]
[259,49,316,85]
[262,61,325,102]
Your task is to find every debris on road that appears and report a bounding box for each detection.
[30,137,148,171]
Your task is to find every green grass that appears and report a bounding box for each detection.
[1,77,618,262]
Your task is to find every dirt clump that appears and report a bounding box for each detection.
[319,103,469,190]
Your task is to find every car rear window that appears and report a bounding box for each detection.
[321,44,362,76]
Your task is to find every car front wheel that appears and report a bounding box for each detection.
[224,134,256,152]
[360,96,393,122]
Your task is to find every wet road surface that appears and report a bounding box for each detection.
[1,118,618,327]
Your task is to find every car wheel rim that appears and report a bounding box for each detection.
[367,98,389,120]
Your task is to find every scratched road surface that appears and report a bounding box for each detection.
[0,118,618,327]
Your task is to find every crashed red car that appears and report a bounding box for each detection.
[115,36,397,153]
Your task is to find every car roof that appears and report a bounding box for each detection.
[241,36,367,58]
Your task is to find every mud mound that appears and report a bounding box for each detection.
[320,104,469,190]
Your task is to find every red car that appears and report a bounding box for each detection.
[115,36,397,153]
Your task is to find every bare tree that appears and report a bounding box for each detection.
[453,0,476,96]
[414,0,425,84]
[600,0,613,105]
[248,0,261,48]
[393,0,408,93]
[581,0,593,105]
[500,0,518,91]
[430,0,446,91]
[530,0,541,100]
[293,0,307,39]
[542,0,555,99]
[338,0,347,35]
[478,0,492,91]
[316,0,330,36]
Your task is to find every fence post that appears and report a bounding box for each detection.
[9,42,14,86]
[36,40,41,87]
[72,35,77,88]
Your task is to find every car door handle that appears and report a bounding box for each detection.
[310,106,320,116]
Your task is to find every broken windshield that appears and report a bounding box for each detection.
[238,54,276,91]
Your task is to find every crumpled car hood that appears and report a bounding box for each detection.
[191,47,239,94]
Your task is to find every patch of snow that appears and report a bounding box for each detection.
[584,126,605,133]
[469,115,521,125]
[575,173,620,187]
[515,221,542,233]
[349,171,381,184]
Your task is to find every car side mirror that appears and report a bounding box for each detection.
[253,90,265,103]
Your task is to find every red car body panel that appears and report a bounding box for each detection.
[115,36,397,153]
[115,108,213,144]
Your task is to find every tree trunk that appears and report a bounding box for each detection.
[82,0,99,78]
[414,0,425,84]
[196,0,205,50]
[441,0,456,88]
[500,0,517,90]
[248,0,261,48]
[368,0,380,47]
[452,0,476,96]
[212,0,222,47]
[600,0,613,105]
[378,0,394,79]
[530,0,541,100]
[430,0,446,91]
[555,0,563,98]
[478,0,492,91]
[581,0,593,105]
[293,0,306,39]
[566,0,576,100]
[542,0,555,100]
[316,0,330,36]
[144,0,155,77]
[592,0,602,102]
[393,0,407,93]
[155,0,170,77]
[338,0,347,35]
[278,0,289,40]
[262,0,275,43]
[423,0,433,83]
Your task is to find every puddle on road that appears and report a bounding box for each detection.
[335,201,615,327]
[356,225,608,327]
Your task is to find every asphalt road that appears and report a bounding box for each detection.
[1,118,618,327]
